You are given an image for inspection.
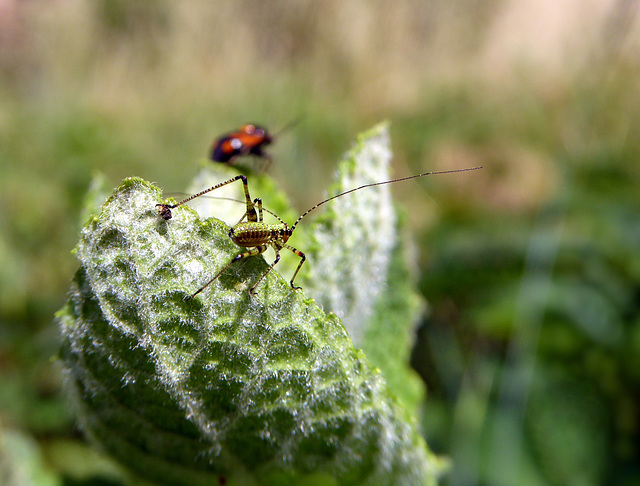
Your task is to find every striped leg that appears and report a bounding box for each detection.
[187,244,268,300]
[286,245,306,290]
[249,251,281,296]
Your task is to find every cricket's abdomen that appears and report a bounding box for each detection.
[229,222,291,248]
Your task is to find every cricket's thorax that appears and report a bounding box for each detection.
[229,222,292,248]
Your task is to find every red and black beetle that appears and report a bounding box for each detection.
[210,124,273,167]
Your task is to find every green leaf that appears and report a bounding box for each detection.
[300,123,426,415]
[301,122,401,344]
[57,174,440,485]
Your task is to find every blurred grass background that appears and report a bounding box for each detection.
[0,1,639,485]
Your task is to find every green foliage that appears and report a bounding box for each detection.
[418,141,640,485]
[56,127,440,485]
[0,428,60,486]
[2,4,639,485]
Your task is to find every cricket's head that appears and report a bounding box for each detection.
[282,225,293,244]
[156,203,173,221]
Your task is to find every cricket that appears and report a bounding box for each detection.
[156,166,482,299]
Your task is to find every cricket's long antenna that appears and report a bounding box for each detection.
[290,166,482,231]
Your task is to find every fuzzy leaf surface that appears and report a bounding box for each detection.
[57,177,439,485]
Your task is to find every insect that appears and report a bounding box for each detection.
[209,118,301,169]
[156,167,482,299]
[210,124,273,166]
